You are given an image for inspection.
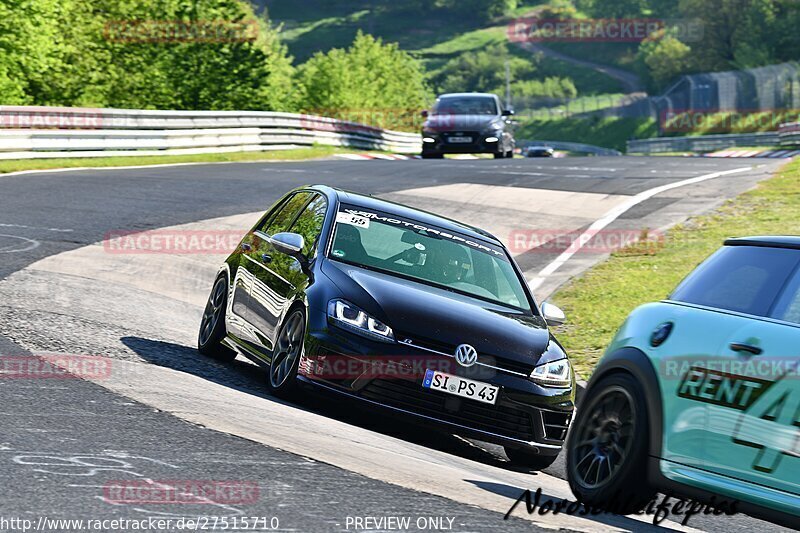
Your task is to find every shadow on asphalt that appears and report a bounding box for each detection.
[121,336,544,476]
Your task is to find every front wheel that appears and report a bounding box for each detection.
[505,447,558,470]
[566,373,655,513]
[266,309,306,398]
[198,276,237,362]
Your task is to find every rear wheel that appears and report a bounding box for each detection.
[566,373,654,513]
[266,309,306,398]
[422,153,444,159]
[198,275,237,362]
[505,447,558,470]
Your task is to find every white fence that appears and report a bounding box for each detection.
[779,121,800,147]
[0,106,422,159]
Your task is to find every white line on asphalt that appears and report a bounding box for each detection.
[0,222,73,233]
[0,234,40,253]
[527,166,752,291]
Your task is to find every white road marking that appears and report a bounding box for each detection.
[527,166,752,290]
[0,234,40,253]
[0,222,73,233]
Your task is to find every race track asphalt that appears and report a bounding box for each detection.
[0,156,792,532]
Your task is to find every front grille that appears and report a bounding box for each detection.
[398,334,535,377]
[361,378,534,441]
[541,410,571,442]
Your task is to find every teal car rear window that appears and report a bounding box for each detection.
[670,245,800,316]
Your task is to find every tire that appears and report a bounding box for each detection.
[422,153,443,159]
[265,308,306,398]
[493,152,505,159]
[566,373,655,514]
[198,275,237,362]
[505,447,558,470]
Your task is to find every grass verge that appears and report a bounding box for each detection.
[550,158,800,377]
[0,146,360,174]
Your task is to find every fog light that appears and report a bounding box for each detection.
[423,137,436,143]
[485,136,499,143]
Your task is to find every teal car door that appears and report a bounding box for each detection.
[667,243,800,514]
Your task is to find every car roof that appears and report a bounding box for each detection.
[309,185,501,245]
[436,92,498,99]
[725,236,800,250]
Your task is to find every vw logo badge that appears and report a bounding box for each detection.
[454,344,478,367]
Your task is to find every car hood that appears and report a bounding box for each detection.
[424,114,500,132]
[322,260,554,366]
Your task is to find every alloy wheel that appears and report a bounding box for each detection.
[199,278,226,346]
[570,385,635,489]
[270,311,305,388]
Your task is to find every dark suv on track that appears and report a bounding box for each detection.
[421,93,515,159]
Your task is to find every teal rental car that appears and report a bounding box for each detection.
[566,236,799,528]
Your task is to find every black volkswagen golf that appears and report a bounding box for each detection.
[198,185,575,468]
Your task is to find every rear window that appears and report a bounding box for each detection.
[670,245,800,316]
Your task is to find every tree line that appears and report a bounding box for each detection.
[0,0,431,130]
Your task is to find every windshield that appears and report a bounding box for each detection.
[328,206,532,312]
[432,96,499,116]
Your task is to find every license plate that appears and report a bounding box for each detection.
[448,136,472,144]
[422,369,498,405]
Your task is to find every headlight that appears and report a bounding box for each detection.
[327,299,395,343]
[530,358,571,388]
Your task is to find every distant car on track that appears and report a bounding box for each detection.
[524,146,555,158]
[421,93,515,159]
[566,237,800,527]
[199,185,575,469]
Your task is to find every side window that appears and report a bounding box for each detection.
[670,246,800,316]
[770,262,800,324]
[261,192,313,236]
[288,194,327,257]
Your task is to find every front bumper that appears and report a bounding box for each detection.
[300,319,574,455]
[422,133,504,155]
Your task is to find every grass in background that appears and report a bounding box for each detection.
[550,158,800,377]
[517,116,657,151]
[0,146,359,174]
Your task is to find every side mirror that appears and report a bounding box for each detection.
[421,110,429,118]
[502,109,515,116]
[270,232,305,257]
[541,301,566,327]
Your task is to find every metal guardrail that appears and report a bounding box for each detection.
[0,106,422,159]
[626,132,781,154]
[779,121,800,147]
[521,139,622,156]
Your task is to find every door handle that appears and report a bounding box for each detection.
[261,253,272,264]
[730,342,762,356]
[240,243,252,252]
